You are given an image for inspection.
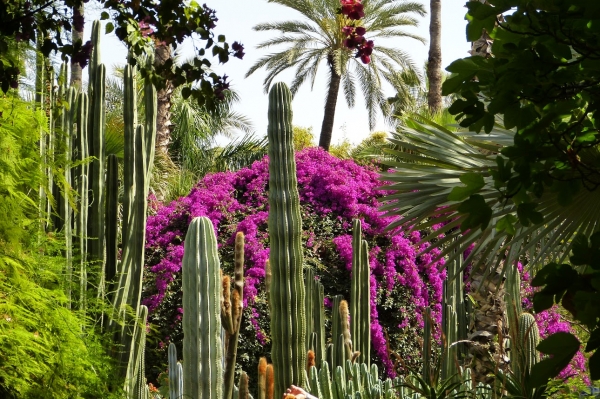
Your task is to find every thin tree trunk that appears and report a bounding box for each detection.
[154,42,173,157]
[318,62,342,151]
[427,0,442,113]
[70,4,84,88]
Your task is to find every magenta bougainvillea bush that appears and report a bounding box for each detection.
[142,148,446,379]
[142,147,588,383]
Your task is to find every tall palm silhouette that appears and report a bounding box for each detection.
[246,0,426,150]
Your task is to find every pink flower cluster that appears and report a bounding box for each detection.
[143,148,445,377]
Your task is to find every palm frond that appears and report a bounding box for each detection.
[379,118,600,277]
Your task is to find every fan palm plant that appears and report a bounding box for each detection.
[246,0,426,151]
[379,117,600,380]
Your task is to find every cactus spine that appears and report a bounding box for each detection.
[350,219,371,366]
[267,82,306,395]
[181,217,223,399]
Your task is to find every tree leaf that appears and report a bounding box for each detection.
[448,173,485,201]
[458,194,492,231]
[530,332,580,388]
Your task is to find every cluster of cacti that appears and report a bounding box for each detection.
[37,20,159,396]
[440,253,468,381]
[267,82,307,396]
[307,359,402,399]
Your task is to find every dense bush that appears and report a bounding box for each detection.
[0,95,120,398]
[143,148,447,381]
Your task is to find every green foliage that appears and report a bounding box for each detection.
[0,235,120,398]
[2,0,243,109]
[0,95,44,246]
[441,0,600,236]
[293,125,315,151]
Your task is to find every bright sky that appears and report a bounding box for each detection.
[90,0,469,145]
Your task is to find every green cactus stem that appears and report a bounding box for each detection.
[105,154,118,304]
[350,219,371,366]
[267,82,306,395]
[87,20,106,263]
[516,312,540,378]
[181,217,223,399]
[305,268,326,368]
[75,91,89,311]
[168,343,183,399]
[224,232,245,399]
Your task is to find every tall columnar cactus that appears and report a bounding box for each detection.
[350,219,371,366]
[86,20,106,264]
[168,343,183,399]
[125,305,148,398]
[505,263,522,332]
[441,304,458,381]
[441,251,468,381]
[105,154,119,303]
[181,217,223,399]
[63,83,76,307]
[305,268,326,368]
[75,91,89,311]
[267,82,306,395]
[110,62,157,374]
[223,232,245,399]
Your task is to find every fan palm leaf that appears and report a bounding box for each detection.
[379,118,600,278]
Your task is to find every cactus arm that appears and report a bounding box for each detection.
[267,82,306,395]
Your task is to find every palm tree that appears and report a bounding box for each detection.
[246,0,426,151]
[70,3,84,88]
[154,41,174,157]
[426,0,442,112]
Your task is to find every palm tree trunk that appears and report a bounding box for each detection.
[426,0,442,112]
[318,63,342,151]
[467,269,510,384]
[70,4,84,88]
[155,42,173,157]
